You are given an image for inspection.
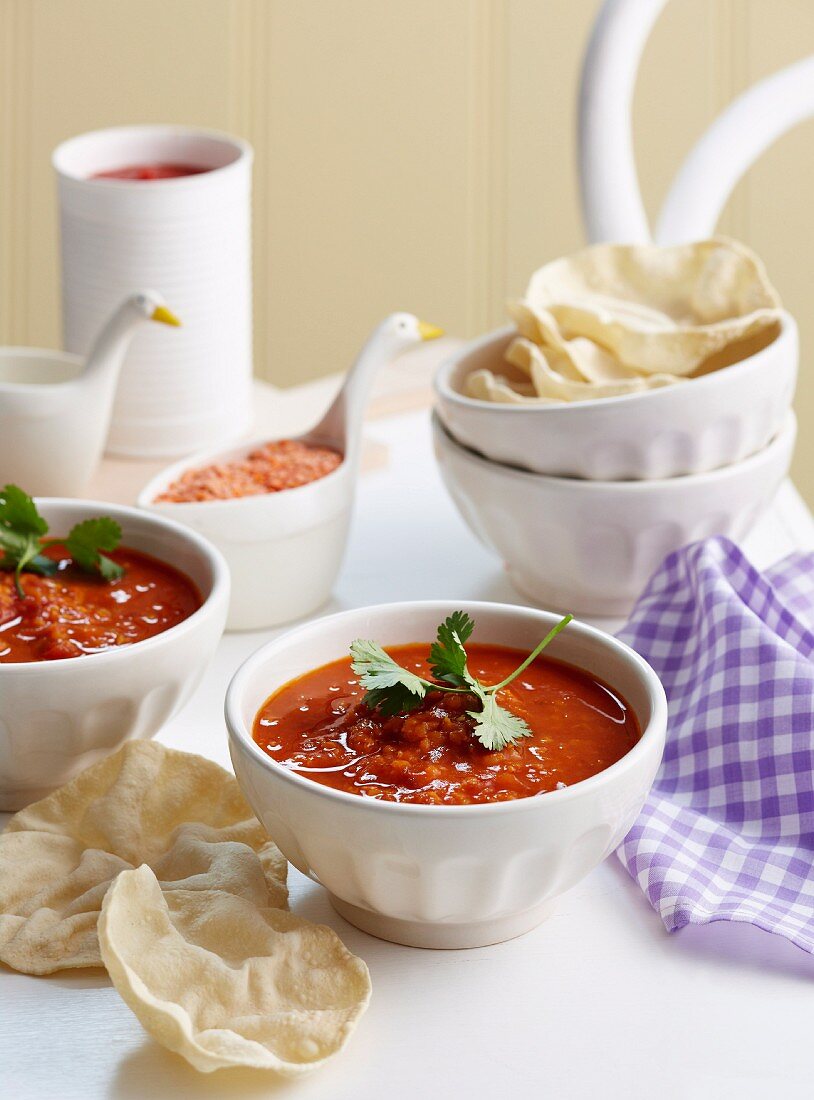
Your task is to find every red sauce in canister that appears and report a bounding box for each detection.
[92,163,209,181]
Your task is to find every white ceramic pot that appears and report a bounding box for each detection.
[432,410,796,617]
[53,125,253,458]
[138,440,354,631]
[0,500,229,810]
[0,349,108,496]
[226,600,667,949]
[434,313,797,479]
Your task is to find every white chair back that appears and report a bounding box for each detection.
[579,0,814,245]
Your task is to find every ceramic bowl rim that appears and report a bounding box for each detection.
[225,599,668,819]
[53,124,253,187]
[136,435,350,517]
[0,497,229,674]
[434,310,796,415]
[432,408,797,491]
[0,347,85,393]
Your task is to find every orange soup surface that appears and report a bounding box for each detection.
[92,163,210,180]
[254,644,641,806]
[0,545,201,663]
[156,439,343,503]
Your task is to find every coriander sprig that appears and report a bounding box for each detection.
[0,484,125,598]
[350,611,573,751]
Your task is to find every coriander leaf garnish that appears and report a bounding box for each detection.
[487,614,574,692]
[0,484,51,596]
[65,518,124,582]
[467,691,532,752]
[363,682,427,717]
[0,484,48,537]
[0,485,125,596]
[349,639,428,713]
[428,609,474,687]
[350,611,574,751]
[349,639,427,695]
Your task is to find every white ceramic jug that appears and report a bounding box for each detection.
[0,292,179,496]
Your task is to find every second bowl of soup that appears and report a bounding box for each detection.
[227,600,666,949]
[0,499,229,809]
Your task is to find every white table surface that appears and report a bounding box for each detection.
[4,402,814,1100]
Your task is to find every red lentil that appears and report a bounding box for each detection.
[156,439,343,503]
[0,545,201,663]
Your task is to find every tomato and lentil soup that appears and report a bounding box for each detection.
[0,545,201,663]
[92,164,210,181]
[253,644,640,806]
[156,439,343,503]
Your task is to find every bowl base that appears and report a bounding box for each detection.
[328,893,556,950]
[508,568,636,619]
[0,784,55,812]
[225,589,332,633]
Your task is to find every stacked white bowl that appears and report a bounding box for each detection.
[433,316,798,616]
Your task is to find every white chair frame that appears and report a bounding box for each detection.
[578,0,814,245]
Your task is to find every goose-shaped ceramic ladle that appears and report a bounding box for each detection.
[140,311,444,630]
[0,291,180,496]
[299,311,443,465]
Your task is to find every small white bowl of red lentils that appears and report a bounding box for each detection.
[138,436,352,630]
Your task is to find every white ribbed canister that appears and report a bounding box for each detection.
[53,125,253,457]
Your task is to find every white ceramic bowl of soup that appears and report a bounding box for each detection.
[434,313,797,480]
[138,438,353,631]
[0,500,229,810]
[226,600,667,950]
[432,410,795,617]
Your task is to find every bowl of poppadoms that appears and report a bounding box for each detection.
[434,238,796,480]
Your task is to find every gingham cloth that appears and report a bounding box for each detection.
[616,537,814,952]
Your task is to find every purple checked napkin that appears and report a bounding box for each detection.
[616,537,814,952]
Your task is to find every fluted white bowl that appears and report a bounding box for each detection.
[226,600,667,949]
[433,410,795,616]
[434,313,797,479]
[0,500,229,810]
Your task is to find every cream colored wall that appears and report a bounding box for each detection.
[2,0,814,498]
